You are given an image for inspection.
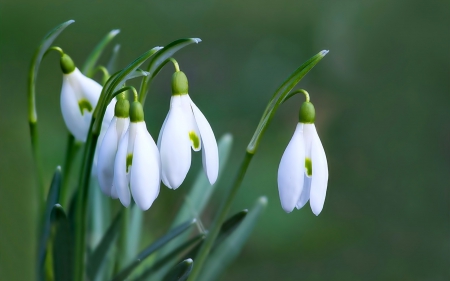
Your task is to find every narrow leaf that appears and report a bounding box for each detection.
[163,259,194,281]
[198,197,268,281]
[37,166,62,281]
[247,50,329,153]
[82,29,120,77]
[87,210,123,281]
[106,44,121,73]
[133,235,204,281]
[51,204,74,281]
[110,219,196,281]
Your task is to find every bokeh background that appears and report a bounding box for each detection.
[1,0,449,280]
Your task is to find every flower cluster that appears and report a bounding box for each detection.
[59,54,219,210]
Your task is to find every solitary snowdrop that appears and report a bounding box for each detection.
[97,96,130,198]
[277,90,328,215]
[158,69,219,190]
[59,53,103,142]
[114,99,161,210]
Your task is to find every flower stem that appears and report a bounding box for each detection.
[188,152,254,280]
[168,57,180,72]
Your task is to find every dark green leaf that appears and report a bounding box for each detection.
[87,210,123,281]
[106,44,121,73]
[82,29,120,77]
[163,259,194,281]
[37,166,62,281]
[51,204,74,281]
[110,219,196,281]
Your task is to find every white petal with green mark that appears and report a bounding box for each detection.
[114,131,131,207]
[309,124,328,216]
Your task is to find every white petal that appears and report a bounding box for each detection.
[97,117,119,196]
[296,174,311,209]
[189,97,219,185]
[157,112,169,149]
[159,96,192,189]
[130,122,161,210]
[181,95,201,151]
[277,123,305,213]
[307,125,328,215]
[73,68,102,108]
[113,131,131,207]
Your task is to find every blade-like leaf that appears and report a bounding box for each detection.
[82,29,120,77]
[163,259,194,281]
[51,204,74,281]
[247,50,329,153]
[138,37,202,103]
[106,44,121,74]
[87,210,123,281]
[133,234,204,281]
[124,204,143,266]
[37,166,62,281]
[198,197,268,281]
[110,219,196,281]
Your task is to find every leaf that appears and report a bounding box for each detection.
[133,234,204,281]
[110,219,196,281]
[106,44,121,74]
[197,197,268,281]
[87,210,123,281]
[37,166,62,281]
[163,259,194,281]
[82,29,120,77]
[139,37,202,103]
[28,19,74,123]
[51,204,74,281]
[150,134,233,280]
[124,204,144,265]
[247,50,329,153]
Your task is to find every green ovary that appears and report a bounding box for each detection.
[78,99,93,115]
[126,154,133,173]
[189,131,200,150]
[305,157,312,177]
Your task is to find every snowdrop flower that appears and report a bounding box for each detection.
[97,96,130,198]
[278,92,328,215]
[158,69,219,190]
[59,53,104,142]
[114,99,161,210]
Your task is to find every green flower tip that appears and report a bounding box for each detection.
[172,71,189,95]
[115,98,130,118]
[130,101,144,122]
[299,101,315,123]
[60,53,75,74]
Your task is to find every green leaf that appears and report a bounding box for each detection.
[138,38,202,103]
[124,204,144,265]
[28,19,74,124]
[37,166,62,281]
[110,219,196,281]
[133,234,204,281]
[163,259,194,281]
[197,197,268,281]
[82,29,120,77]
[247,50,329,153]
[106,44,121,74]
[51,204,74,281]
[87,210,123,281]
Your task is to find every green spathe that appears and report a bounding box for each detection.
[299,101,315,123]
[172,71,188,95]
[305,157,312,176]
[115,98,130,118]
[130,101,144,122]
[60,53,75,74]
[78,99,93,115]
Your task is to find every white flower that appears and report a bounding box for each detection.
[97,116,129,198]
[277,123,328,215]
[158,94,219,190]
[158,71,218,190]
[60,67,102,142]
[114,102,161,210]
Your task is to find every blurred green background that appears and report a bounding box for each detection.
[1,0,449,280]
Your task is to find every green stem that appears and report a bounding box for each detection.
[188,152,254,280]
[168,57,180,72]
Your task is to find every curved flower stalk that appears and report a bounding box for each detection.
[59,53,115,142]
[158,68,219,190]
[97,96,130,198]
[277,90,328,215]
[114,99,161,210]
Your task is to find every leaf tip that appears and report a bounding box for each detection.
[110,29,121,36]
[258,196,268,206]
[192,38,202,43]
[185,258,193,264]
[67,19,75,24]
[320,50,329,56]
